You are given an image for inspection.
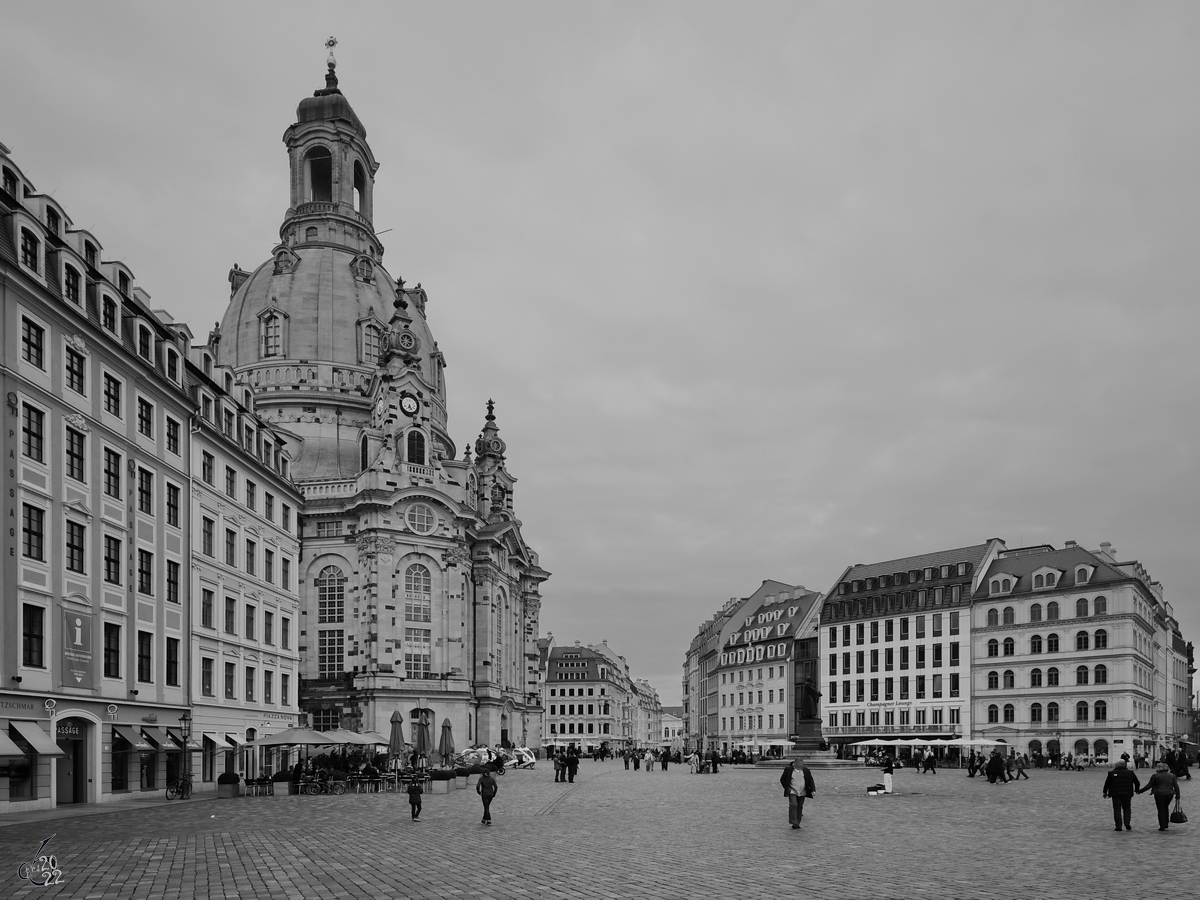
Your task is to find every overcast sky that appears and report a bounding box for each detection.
[6,2,1199,706]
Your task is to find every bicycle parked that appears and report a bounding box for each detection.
[166,775,193,800]
[302,774,346,795]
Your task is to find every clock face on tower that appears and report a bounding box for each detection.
[399,393,419,417]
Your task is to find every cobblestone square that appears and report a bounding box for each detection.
[0,761,1193,900]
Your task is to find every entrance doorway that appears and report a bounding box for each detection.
[55,718,88,805]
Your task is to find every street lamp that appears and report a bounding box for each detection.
[179,711,193,780]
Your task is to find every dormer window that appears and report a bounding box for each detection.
[46,208,60,235]
[957,562,967,576]
[924,567,934,580]
[138,325,153,361]
[262,313,282,358]
[939,565,950,578]
[202,354,212,376]
[1046,572,1056,586]
[1074,566,1091,585]
[362,323,381,365]
[64,264,81,304]
[84,241,97,268]
[166,349,179,383]
[118,272,130,297]
[20,228,40,273]
[102,296,117,333]
[224,373,233,394]
[2,166,16,196]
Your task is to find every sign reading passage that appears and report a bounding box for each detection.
[61,612,94,691]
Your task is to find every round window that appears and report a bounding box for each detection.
[398,332,416,350]
[406,503,436,534]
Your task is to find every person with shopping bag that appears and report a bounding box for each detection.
[1137,760,1181,831]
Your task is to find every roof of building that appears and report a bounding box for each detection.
[661,706,685,719]
[976,544,1137,600]
[840,542,997,583]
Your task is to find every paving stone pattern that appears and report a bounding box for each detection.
[0,762,1193,899]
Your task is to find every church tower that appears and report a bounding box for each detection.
[213,45,549,751]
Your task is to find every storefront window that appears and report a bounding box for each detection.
[202,737,216,783]
[140,752,157,789]
[5,730,36,799]
[112,735,130,791]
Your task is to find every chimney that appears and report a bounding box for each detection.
[575,640,580,648]
[1099,541,1114,557]
[1064,541,1077,548]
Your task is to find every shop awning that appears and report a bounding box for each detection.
[141,727,179,752]
[224,733,244,747]
[0,731,25,757]
[11,721,64,757]
[166,727,202,751]
[112,725,154,752]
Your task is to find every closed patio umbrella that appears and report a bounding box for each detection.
[387,711,407,769]
[437,718,455,766]
[413,713,432,767]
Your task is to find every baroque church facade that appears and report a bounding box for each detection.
[212,56,549,750]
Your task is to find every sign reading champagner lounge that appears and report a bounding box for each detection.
[61,611,95,691]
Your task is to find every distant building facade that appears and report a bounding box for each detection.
[660,706,685,752]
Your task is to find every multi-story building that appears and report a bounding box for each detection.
[661,706,685,753]
[632,678,662,749]
[185,349,303,789]
[542,642,623,752]
[2,146,196,810]
[712,581,822,756]
[972,541,1190,763]
[820,540,1007,752]
[211,54,549,750]
[684,596,754,754]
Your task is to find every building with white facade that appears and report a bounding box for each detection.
[972,541,1190,763]
[820,541,1007,752]
[660,706,684,752]
[185,351,303,789]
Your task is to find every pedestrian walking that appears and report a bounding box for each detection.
[780,756,816,829]
[881,755,895,794]
[710,748,720,774]
[1102,758,1141,831]
[623,750,630,771]
[553,750,564,782]
[644,750,654,772]
[477,767,499,825]
[406,778,423,821]
[1136,761,1181,831]
[661,752,669,772]
[1013,754,1029,781]
[922,750,937,775]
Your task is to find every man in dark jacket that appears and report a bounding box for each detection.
[780,757,816,830]
[1102,758,1141,831]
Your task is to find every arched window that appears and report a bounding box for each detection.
[1002,607,1014,625]
[1075,567,1089,585]
[1034,574,1043,588]
[1094,700,1107,722]
[1030,603,1042,623]
[1076,598,1088,618]
[987,639,999,658]
[1047,633,1060,653]
[1003,703,1015,723]
[262,314,281,358]
[305,226,318,241]
[495,590,506,645]
[1001,578,1011,591]
[1030,634,1043,654]
[1030,704,1043,724]
[1094,664,1107,685]
[990,579,999,593]
[362,324,381,365]
[987,671,999,690]
[1003,638,1015,656]
[1094,738,1109,758]
[1094,596,1107,616]
[1075,701,1089,723]
[1047,602,1059,620]
[1075,631,1089,651]
[1094,629,1108,649]
[1075,665,1089,685]
[353,160,367,213]
[404,564,431,622]
[305,146,332,202]
[1046,572,1056,586]
[406,431,426,466]
[1047,702,1059,723]
[987,704,999,723]
[1047,667,1060,687]
[1003,670,1015,689]
[360,435,369,472]
[1030,668,1043,688]
[316,566,346,623]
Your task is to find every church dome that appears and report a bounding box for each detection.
[296,88,365,138]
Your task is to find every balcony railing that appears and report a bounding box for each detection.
[298,480,358,499]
